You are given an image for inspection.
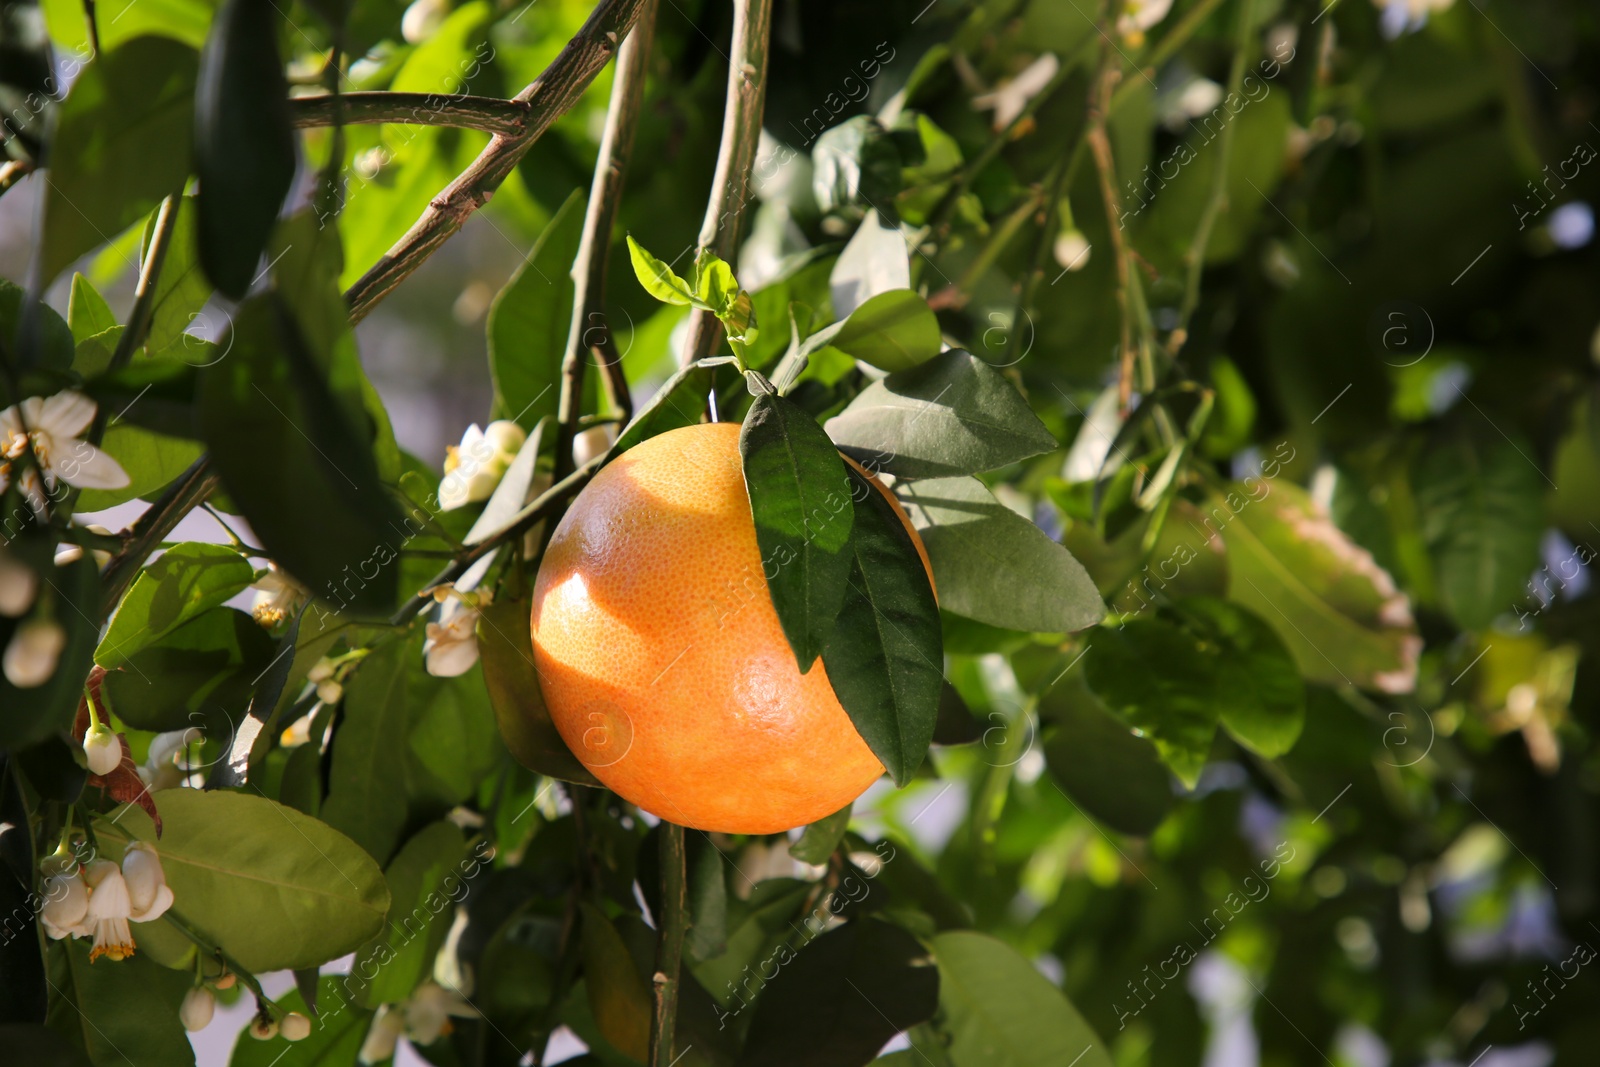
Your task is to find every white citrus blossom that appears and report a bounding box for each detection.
[180,986,216,1032]
[423,587,487,678]
[0,549,39,617]
[83,721,123,776]
[39,866,92,940]
[1118,0,1173,42]
[307,658,344,704]
[439,420,526,510]
[0,393,130,506]
[122,841,175,922]
[360,981,477,1063]
[81,859,136,961]
[139,728,201,790]
[251,562,309,628]
[973,53,1060,130]
[3,617,66,688]
[1053,229,1091,271]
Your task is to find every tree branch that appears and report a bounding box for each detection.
[343,0,651,325]
[555,0,658,477]
[648,822,687,1067]
[1084,33,1134,413]
[678,0,774,367]
[288,92,536,137]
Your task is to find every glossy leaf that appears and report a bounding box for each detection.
[45,941,194,1067]
[40,38,197,286]
[628,234,699,306]
[321,640,412,863]
[608,358,719,458]
[822,467,943,785]
[789,804,852,864]
[96,542,254,668]
[95,789,390,973]
[66,275,116,343]
[826,349,1058,478]
[1175,597,1306,758]
[352,821,468,1007]
[740,391,855,670]
[101,606,275,733]
[488,190,586,432]
[193,0,296,298]
[896,476,1104,633]
[1041,680,1173,836]
[830,289,941,372]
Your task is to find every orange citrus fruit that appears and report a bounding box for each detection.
[530,421,931,834]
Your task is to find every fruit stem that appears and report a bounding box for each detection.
[648,821,687,1067]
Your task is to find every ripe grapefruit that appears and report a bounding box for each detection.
[529,421,931,834]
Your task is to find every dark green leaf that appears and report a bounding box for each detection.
[1041,681,1173,836]
[488,190,586,432]
[739,391,855,670]
[102,606,275,733]
[40,38,197,286]
[321,639,411,863]
[94,789,390,974]
[96,542,254,668]
[830,289,941,372]
[352,821,467,1007]
[789,804,852,864]
[193,0,296,298]
[477,599,599,785]
[1174,597,1305,758]
[580,902,651,1062]
[822,467,942,785]
[199,293,402,613]
[1,277,76,376]
[0,1025,90,1067]
[80,355,201,440]
[825,350,1057,478]
[736,918,938,1067]
[45,941,194,1067]
[897,476,1103,633]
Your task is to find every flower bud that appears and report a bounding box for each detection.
[83,723,123,776]
[250,1015,280,1041]
[573,424,617,469]
[3,617,66,688]
[483,420,526,458]
[180,987,215,1032]
[281,1012,312,1042]
[1053,229,1091,271]
[214,972,237,991]
[316,680,344,705]
[307,659,335,684]
[0,550,39,617]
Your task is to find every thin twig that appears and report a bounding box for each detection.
[289,92,537,137]
[679,0,775,368]
[648,822,687,1067]
[1169,0,1256,357]
[98,457,220,618]
[107,192,183,373]
[555,0,658,477]
[343,0,650,325]
[1084,35,1135,412]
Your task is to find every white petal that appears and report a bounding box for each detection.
[55,440,131,490]
[38,391,98,438]
[426,637,479,678]
[359,1008,405,1065]
[121,842,170,916]
[3,618,66,688]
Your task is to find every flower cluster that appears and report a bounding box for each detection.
[1,391,130,510]
[40,842,174,961]
[422,584,489,678]
[439,420,525,510]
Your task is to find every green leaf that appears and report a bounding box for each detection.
[627,234,699,307]
[79,355,201,441]
[477,599,599,785]
[76,425,205,511]
[822,467,943,785]
[920,931,1112,1067]
[102,607,275,732]
[0,1024,91,1067]
[321,640,412,863]
[1217,481,1420,693]
[95,789,390,973]
[96,542,254,668]
[736,918,938,1067]
[830,289,942,372]
[142,195,213,353]
[227,979,372,1066]
[1415,429,1545,631]
[199,293,403,613]
[41,0,216,53]
[739,392,855,670]
[488,190,586,432]
[637,827,729,963]
[352,821,469,1007]
[896,476,1105,633]
[1083,618,1222,789]
[580,902,652,1063]
[608,359,718,458]
[39,38,197,286]
[789,804,852,864]
[1174,597,1305,758]
[825,349,1058,478]
[67,274,117,343]
[1041,680,1173,837]
[45,941,194,1067]
[193,0,296,298]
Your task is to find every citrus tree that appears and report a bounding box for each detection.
[1,0,1597,1065]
